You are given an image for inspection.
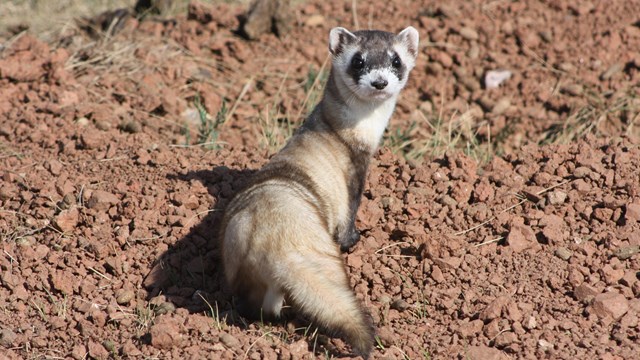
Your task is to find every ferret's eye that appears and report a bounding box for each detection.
[351,54,364,70]
[392,55,402,68]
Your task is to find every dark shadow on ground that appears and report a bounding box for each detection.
[144,166,256,315]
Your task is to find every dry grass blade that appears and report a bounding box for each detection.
[225,77,254,125]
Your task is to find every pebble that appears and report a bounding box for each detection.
[219,333,241,349]
[485,69,512,89]
[80,129,102,149]
[116,289,136,305]
[467,43,480,59]
[506,223,536,253]
[304,14,324,27]
[390,299,410,312]
[573,166,591,178]
[54,208,80,233]
[0,328,17,347]
[431,265,445,283]
[465,345,508,360]
[376,326,395,347]
[76,117,90,126]
[459,27,479,41]
[538,339,554,351]
[480,296,509,321]
[150,318,184,349]
[491,97,511,115]
[120,120,142,134]
[458,319,484,337]
[574,282,600,303]
[155,301,176,315]
[87,340,109,359]
[288,339,308,357]
[547,190,567,205]
[561,83,583,96]
[494,331,518,347]
[554,247,572,260]
[600,264,624,284]
[590,292,629,319]
[625,203,640,223]
[600,63,623,80]
[538,30,553,43]
[87,190,119,211]
[613,245,640,260]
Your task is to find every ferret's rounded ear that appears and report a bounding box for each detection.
[329,27,357,55]
[397,26,419,59]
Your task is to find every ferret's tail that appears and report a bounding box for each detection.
[280,250,375,358]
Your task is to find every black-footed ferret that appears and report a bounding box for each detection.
[221,26,418,358]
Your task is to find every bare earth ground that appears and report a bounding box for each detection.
[1,0,640,359]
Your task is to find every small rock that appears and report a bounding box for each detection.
[95,120,112,131]
[538,30,553,43]
[484,70,512,89]
[625,203,640,223]
[71,344,87,360]
[304,14,324,27]
[600,63,624,80]
[433,256,462,270]
[431,265,445,283]
[465,345,508,360]
[288,338,308,357]
[150,317,184,349]
[547,190,567,205]
[467,43,480,59]
[102,340,116,353]
[614,245,640,260]
[620,271,637,287]
[573,166,591,178]
[524,315,537,330]
[537,339,554,351]
[574,283,600,303]
[494,331,517,347]
[437,4,460,18]
[76,117,90,126]
[561,83,583,96]
[220,333,241,349]
[480,296,509,321]
[590,292,629,319]
[376,326,395,347]
[459,27,479,40]
[506,223,536,253]
[390,299,410,312]
[120,120,142,134]
[87,340,109,359]
[155,302,176,315]
[87,190,119,211]
[116,289,136,305]
[601,265,624,285]
[80,129,102,149]
[0,328,17,347]
[54,208,80,233]
[491,97,511,115]
[558,62,575,72]
[46,159,63,175]
[458,319,484,337]
[121,339,142,356]
[554,247,572,261]
[50,270,74,295]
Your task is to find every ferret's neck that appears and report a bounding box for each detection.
[318,70,398,153]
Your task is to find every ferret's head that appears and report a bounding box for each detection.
[329,26,419,102]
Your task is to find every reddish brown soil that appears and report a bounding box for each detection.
[1,1,639,359]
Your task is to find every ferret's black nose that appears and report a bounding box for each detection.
[371,79,388,90]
